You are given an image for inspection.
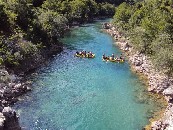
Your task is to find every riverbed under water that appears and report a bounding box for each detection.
[14,20,160,130]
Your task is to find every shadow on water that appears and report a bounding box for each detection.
[61,26,96,50]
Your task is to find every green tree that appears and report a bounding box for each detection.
[151,33,173,77]
[98,2,115,16]
[37,10,68,43]
[113,0,173,77]
[70,0,98,23]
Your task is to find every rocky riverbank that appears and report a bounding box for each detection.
[103,23,173,130]
[0,67,31,129]
[0,43,63,129]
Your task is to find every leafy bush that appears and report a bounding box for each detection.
[113,0,173,76]
[38,10,68,38]
[0,0,119,69]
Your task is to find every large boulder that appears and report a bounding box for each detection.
[0,113,5,130]
[2,107,21,130]
[103,23,111,29]
[163,86,173,101]
[151,121,162,130]
[0,69,11,83]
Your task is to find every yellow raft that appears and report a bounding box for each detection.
[75,54,95,58]
[102,58,124,63]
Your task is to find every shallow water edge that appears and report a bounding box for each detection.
[104,22,171,129]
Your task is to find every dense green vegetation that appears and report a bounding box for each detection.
[113,0,173,77]
[0,0,117,70]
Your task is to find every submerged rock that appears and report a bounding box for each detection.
[151,104,173,130]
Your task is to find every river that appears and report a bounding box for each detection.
[13,20,159,130]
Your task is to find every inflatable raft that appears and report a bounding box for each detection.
[75,54,95,58]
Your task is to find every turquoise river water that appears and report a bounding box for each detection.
[14,21,159,130]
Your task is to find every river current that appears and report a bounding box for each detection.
[14,21,158,130]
